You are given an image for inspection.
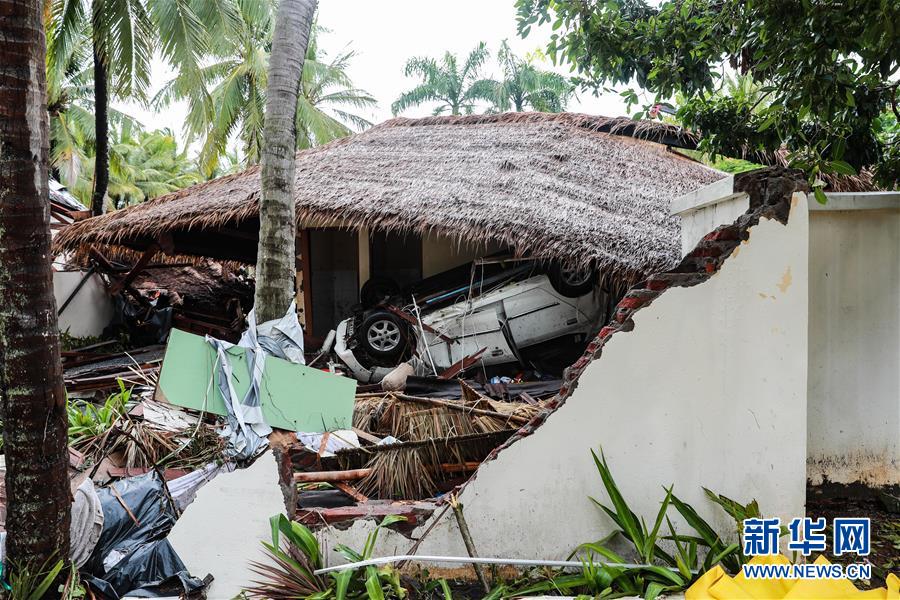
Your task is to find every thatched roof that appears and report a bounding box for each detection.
[54,112,728,278]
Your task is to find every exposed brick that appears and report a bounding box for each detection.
[691,243,727,258]
[482,167,807,467]
[703,226,741,242]
[598,325,617,338]
[613,307,632,323]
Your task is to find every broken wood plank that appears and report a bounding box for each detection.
[334,481,369,503]
[438,347,487,379]
[296,501,435,526]
[352,426,383,445]
[110,244,160,295]
[293,468,372,483]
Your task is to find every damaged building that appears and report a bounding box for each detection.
[46,112,899,597]
[53,113,725,380]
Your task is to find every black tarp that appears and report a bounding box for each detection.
[83,473,205,598]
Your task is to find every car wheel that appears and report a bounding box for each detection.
[357,310,411,361]
[359,276,401,308]
[548,262,597,297]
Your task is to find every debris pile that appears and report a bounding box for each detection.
[284,379,557,527]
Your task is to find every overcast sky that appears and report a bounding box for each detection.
[119,1,640,152]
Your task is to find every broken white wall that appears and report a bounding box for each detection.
[671,175,749,256]
[53,268,114,338]
[321,192,810,565]
[168,453,284,598]
[806,193,900,486]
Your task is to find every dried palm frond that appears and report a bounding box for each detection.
[357,445,440,500]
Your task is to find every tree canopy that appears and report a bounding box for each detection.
[516,0,900,192]
[156,5,375,176]
[392,42,497,116]
[490,41,574,112]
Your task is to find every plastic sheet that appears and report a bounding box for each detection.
[208,301,306,459]
[166,462,234,512]
[70,479,104,568]
[83,473,204,599]
[239,301,305,365]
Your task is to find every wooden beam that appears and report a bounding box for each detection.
[293,468,372,483]
[334,482,369,503]
[109,243,159,295]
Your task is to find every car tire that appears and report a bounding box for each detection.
[357,310,412,361]
[547,262,597,297]
[359,276,401,308]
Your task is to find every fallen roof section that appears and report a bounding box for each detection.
[53,112,727,279]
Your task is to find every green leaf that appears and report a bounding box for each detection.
[828,160,857,176]
[591,449,644,549]
[379,514,408,528]
[28,560,64,600]
[438,578,453,600]
[814,186,828,205]
[707,542,741,569]
[364,567,385,600]
[331,570,352,600]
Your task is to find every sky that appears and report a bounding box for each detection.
[119,0,639,153]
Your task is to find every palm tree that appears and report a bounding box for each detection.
[46,39,143,197]
[0,0,71,572]
[46,0,216,215]
[296,28,376,150]
[392,42,497,116]
[490,41,574,113]
[156,4,376,177]
[256,0,317,323]
[66,125,202,207]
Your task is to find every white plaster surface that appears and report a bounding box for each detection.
[322,194,810,566]
[675,193,750,257]
[53,269,114,337]
[807,207,900,486]
[168,453,284,598]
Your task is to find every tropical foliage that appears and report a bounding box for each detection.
[515,0,900,190]
[54,123,200,207]
[45,0,223,213]
[393,42,574,117]
[245,514,408,599]
[489,41,574,113]
[392,42,498,116]
[156,5,376,176]
[244,451,754,600]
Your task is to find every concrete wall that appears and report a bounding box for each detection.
[671,175,749,255]
[321,193,810,565]
[807,199,900,486]
[53,269,114,338]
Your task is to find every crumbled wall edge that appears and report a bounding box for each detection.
[478,167,809,464]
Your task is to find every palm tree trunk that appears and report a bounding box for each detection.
[91,33,109,217]
[254,0,317,323]
[0,0,71,573]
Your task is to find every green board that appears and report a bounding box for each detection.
[155,328,356,432]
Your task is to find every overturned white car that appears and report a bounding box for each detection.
[334,260,619,383]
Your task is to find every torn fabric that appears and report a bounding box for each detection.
[206,301,306,460]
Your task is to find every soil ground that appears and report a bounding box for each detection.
[807,489,900,588]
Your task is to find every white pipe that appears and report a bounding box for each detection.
[313,554,694,575]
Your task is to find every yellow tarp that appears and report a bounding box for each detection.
[686,555,899,600]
